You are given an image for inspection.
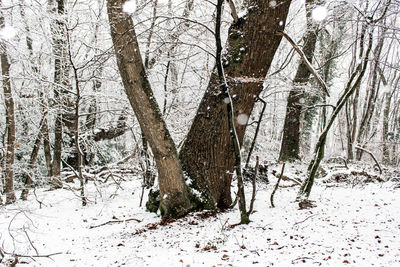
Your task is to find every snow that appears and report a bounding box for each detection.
[1,171,399,266]
[269,1,277,8]
[236,113,249,126]
[312,6,328,22]
[122,0,137,14]
[0,26,17,40]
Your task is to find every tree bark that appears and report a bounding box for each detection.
[279,0,319,162]
[107,0,192,218]
[0,1,16,204]
[180,0,292,209]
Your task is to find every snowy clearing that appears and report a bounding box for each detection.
[1,172,399,266]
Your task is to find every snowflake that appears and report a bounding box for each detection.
[122,0,136,14]
[0,26,17,40]
[312,6,328,22]
[236,114,249,126]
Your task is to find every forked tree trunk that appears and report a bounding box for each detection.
[180,0,292,209]
[279,0,319,162]
[0,1,16,204]
[107,0,192,218]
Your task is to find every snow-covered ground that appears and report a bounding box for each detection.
[1,169,399,266]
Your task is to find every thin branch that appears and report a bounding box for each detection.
[0,248,62,259]
[355,145,383,174]
[89,218,142,229]
[270,162,286,208]
[247,156,258,215]
[277,31,330,97]
[226,0,238,23]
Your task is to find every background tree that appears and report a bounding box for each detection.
[279,0,322,162]
[0,0,16,204]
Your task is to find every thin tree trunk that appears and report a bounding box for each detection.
[355,32,385,160]
[297,28,373,199]
[180,0,292,209]
[20,115,47,200]
[0,1,16,204]
[49,0,71,188]
[215,0,249,224]
[107,0,192,218]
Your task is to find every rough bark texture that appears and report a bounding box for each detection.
[180,0,292,209]
[0,2,16,204]
[107,0,192,218]
[1,44,16,204]
[279,0,318,162]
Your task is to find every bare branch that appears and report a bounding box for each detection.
[89,218,142,229]
[226,0,239,23]
[277,31,330,97]
[355,145,383,174]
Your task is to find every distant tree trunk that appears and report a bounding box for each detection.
[279,0,319,162]
[180,0,292,209]
[298,28,373,199]
[20,115,47,200]
[355,31,385,160]
[345,20,367,161]
[382,74,398,164]
[107,0,192,218]
[48,0,72,188]
[0,1,16,204]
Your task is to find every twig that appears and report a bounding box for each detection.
[293,214,318,227]
[277,31,330,97]
[355,145,382,174]
[245,96,266,169]
[0,247,62,258]
[270,162,286,208]
[23,228,39,256]
[89,218,142,229]
[247,156,258,215]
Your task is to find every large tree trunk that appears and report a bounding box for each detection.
[180,0,292,209]
[107,0,192,218]
[279,0,319,162]
[0,1,16,204]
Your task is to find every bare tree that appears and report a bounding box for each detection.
[107,0,192,218]
[0,0,16,204]
[279,0,321,162]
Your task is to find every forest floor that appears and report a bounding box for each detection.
[0,163,399,266]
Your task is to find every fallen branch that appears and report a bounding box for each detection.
[0,247,62,259]
[272,170,302,185]
[277,31,330,97]
[247,156,258,215]
[89,218,142,229]
[293,214,318,227]
[270,162,286,208]
[355,145,382,174]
